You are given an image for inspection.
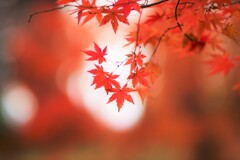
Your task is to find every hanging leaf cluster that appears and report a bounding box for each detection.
[30,0,240,111]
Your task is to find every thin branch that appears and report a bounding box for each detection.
[131,8,143,73]
[179,2,194,11]
[184,33,195,42]
[28,0,170,23]
[174,0,182,31]
[140,0,169,8]
[28,4,74,23]
[151,25,182,59]
[134,9,143,51]
[28,0,240,23]
[233,0,240,4]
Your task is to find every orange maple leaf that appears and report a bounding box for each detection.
[145,61,161,83]
[107,84,134,111]
[136,86,149,102]
[77,0,101,25]
[223,24,240,44]
[114,0,141,17]
[125,51,146,71]
[128,68,149,87]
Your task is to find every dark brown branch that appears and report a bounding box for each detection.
[28,4,74,23]
[28,0,170,23]
[140,0,169,8]
[179,2,194,11]
[174,0,182,31]
[233,0,240,4]
[28,0,240,23]
[184,33,195,42]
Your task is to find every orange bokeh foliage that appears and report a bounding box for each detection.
[7,3,108,144]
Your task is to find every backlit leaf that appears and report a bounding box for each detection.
[83,42,107,64]
[107,84,134,111]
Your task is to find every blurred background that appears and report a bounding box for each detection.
[1,0,240,159]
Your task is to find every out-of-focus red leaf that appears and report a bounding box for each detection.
[145,61,161,83]
[233,81,240,90]
[206,53,235,76]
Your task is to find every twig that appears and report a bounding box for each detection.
[174,0,182,31]
[28,0,169,23]
[140,0,169,8]
[151,25,182,58]
[134,9,143,51]
[28,4,73,23]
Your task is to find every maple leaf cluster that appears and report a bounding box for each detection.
[83,43,150,111]
[31,0,240,111]
[61,0,141,33]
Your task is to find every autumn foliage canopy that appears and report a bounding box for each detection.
[30,0,240,111]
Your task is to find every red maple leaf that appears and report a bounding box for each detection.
[75,0,101,25]
[88,65,120,93]
[56,0,76,5]
[100,8,129,33]
[88,64,107,89]
[128,68,149,87]
[206,53,235,76]
[104,73,120,94]
[114,0,141,17]
[83,42,107,64]
[81,12,102,25]
[107,84,134,111]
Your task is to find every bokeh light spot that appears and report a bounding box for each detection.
[1,82,38,128]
